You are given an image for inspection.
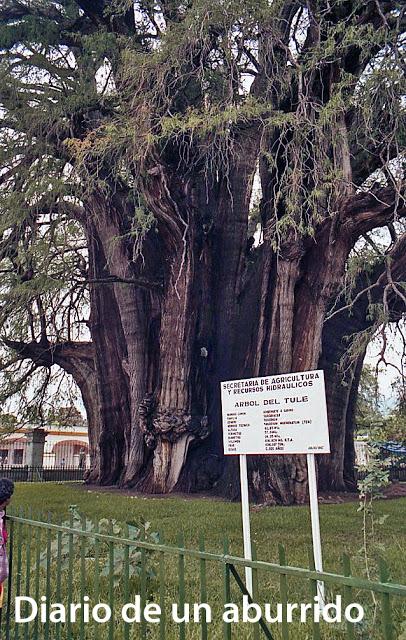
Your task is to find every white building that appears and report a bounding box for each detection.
[0,425,90,468]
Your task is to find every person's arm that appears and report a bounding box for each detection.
[2,510,7,544]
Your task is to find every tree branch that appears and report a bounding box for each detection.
[342,185,406,238]
[2,339,94,372]
[86,275,163,292]
[325,233,406,323]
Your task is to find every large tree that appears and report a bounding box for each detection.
[0,0,405,503]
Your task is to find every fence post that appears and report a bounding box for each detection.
[159,530,167,640]
[223,537,231,640]
[252,542,260,640]
[79,514,86,640]
[123,523,130,640]
[199,534,208,640]
[55,520,62,640]
[93,518,100,640]
[177,532,186,640]
[379,558,394,640]
[44,512,52,640]
[66,510,74,640]
[342,554,355,640]
[308,548,321,640]
[108,519,115,640]
[33,512,42,640]
[13,507,23,640]
[23,507,33,640]
[278,544,289,640]
[4,512,15,640]
[140,525,147,640]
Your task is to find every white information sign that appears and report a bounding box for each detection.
[221,370,330,456]
[220,369,330,603]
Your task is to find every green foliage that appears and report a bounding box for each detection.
[40,505,160,587]
[47,405,86,427]
[0,411,18,440]
[375,414,406,443]
[356,441,391,616]
[391,374,406,418]
[357,443,390,499]
[356,365,385,433]
[356,369,406,441]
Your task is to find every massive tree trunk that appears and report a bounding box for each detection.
[232,225,353,504]
[85,218,132,485]
[38,175,401,504]
[85,195,151,485]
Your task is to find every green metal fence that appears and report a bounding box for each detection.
[1,510,406,639]
[0,466,86,482]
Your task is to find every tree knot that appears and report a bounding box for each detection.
[140,399,209,449]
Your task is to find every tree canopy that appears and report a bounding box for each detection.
[0,0,405,502]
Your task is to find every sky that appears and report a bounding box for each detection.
[365,325,404,412]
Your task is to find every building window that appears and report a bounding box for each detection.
[13,449,24,465]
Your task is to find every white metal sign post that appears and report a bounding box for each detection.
[307,452,325,602]
[220,369,330,601]
[239,453,253,595]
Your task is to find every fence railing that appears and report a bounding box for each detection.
[387,463,406,482]
[0,511,405,639]
[0,466,86,482]
[1,464,404,484]
[355,466,406,482]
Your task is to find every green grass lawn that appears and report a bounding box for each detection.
[11,482,406,579]
[4,483,406,639]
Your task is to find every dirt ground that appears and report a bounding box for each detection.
[76,481,406,505]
